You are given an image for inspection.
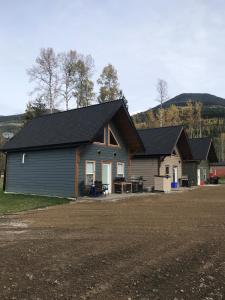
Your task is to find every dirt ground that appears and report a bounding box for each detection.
[1,186,225,300]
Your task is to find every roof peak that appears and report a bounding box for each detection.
[33,99,123,121]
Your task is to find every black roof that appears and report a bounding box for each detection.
[189,137,218,162]
[135,125,192,160]
[3,100,143,152]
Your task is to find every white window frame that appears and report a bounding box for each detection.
[117,162,125,177]
[22,153,26,164]
[85,161,96,185]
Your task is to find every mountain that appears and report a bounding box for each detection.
[0,113,24,140]
[157,93,225,109]
[133,93,225,124]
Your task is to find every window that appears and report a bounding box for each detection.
[117,162,125,177]
[22,153,26,164]
[85,161,95,185]
[165,165,170,175]
[108,127,119,146]
[94,127,105,144]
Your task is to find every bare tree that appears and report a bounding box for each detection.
[58,50,78,110]
[156,79,168,127]
[74,54,95,108]
[27,48,60,113]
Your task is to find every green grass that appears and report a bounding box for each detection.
[0,180,70,214]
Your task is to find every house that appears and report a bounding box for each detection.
[2,100,144,198]
[131,126,193,190]
[183,137,218,185]
[210,162,225,178]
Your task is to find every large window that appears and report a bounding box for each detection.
[94,127,105,144]
[117,162,125,177]
[86,161,95,185]
[108,127,119,147]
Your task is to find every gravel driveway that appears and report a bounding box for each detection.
[1,186,225,299]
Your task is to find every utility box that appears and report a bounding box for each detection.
[154,176,171,193]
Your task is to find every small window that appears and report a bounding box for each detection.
[117,162,125,177]
[85,161,95,185]
[22,153,26,164]
[108,127,119,146]
[165,165,170,175]
[94,127,105,144]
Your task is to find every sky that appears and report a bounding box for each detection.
[1,0,225,115]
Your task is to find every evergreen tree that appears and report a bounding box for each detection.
[24,98,47,123]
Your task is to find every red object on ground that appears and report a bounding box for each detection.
[211,167,225,178]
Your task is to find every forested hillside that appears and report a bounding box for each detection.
[133,93,225,161]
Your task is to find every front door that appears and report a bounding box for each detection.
[197,168,201,185]
[102,163,112,193]
[173,166,178,183]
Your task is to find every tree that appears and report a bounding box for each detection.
[97,64,120,103]
[146,110,159,128]
[27,48,60,113]
[156,79,168,127]
[59,50,78,110]
[119,90,128,109]
[194,102,203,138]
[24,97,47,123]
[74,55,95,107]
[165,104,181,126]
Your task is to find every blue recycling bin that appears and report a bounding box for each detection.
[171,182,177,189]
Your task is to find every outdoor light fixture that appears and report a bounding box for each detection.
[113,152,117,156]
[97,150,101,155]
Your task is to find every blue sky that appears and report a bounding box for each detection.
[1,0,225,115]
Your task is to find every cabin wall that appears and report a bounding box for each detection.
[78,121,129,195]
[5,148,76,197]
[210,165,225,177]
[130,158,159,189]
[159,146,182,180]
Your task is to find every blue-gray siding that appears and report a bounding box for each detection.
[78,122,129,195]
[6,148,76,197]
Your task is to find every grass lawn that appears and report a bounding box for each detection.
[0,179,70,214]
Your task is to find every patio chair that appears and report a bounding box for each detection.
[89,181,108,197]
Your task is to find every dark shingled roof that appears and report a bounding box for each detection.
[135,125,192,159]
[3,100,143,152]
[189,137,218,162]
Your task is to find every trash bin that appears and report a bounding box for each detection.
[171,182,178,188]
